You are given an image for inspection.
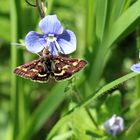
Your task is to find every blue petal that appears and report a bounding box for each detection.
[110,125,120,136]
[39,15,63,35]
[25,31,46,53]
[57,30,76,54]
[131,63,140,73]
[104,115,124,136]
[48,42,59,56]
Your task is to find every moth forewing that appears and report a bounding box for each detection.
[14,55,87,82]
[14,56,51,82]
[52,56,87,81]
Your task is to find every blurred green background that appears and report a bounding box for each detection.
[1,0,140,140]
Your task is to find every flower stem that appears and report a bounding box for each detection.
[136,27,140,98]
[47,0,54,14]
[36,0,45,18]
[85,0,95,50]
[9,0,25,140]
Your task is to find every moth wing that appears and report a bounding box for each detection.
[52,56,87,81]
[14,58,40,78]
[14,57,50,83]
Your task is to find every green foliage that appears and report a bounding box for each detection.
[18,82,68,140]
[47,72,138,140]
[0,0,140,140]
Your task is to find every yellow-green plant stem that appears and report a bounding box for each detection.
[85,0,95,50]
[47,0,54,15]
[136,27,140,97]
[10,0,25,140]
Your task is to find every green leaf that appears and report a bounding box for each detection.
[47,113,71,140]
[18,82,68,140]
[88,0,140,90]
[84,72,138,107]
[85,130,103,138]
[95,0,108,41]
[48,72,138,139]
[50,131,74,140]
[107,0,140,48]
[105,90,122,116]
[125,116,140,140]
[107,0,126,29]
[69,107,97,140]
[85,0,95,49]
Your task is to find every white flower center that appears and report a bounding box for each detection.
[45,34,61,54]
[46,34,56,42]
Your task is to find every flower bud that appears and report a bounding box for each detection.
[104,115,124,136]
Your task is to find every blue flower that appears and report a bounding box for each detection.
[131,64,140,73]
[25,15,76,56]
[104,115,124,136]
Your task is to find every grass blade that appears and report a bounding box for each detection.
[18,82,68,140]
[88,0,140,90]
[95,0,108,41]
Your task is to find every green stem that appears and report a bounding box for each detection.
[10,0,25,140]
[10,0,19,139]
[36,0,45,18]
[136,27,140,97]
[85,0,95,50]
[47,0,54,15]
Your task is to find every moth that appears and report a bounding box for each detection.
[14,55,87,83]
